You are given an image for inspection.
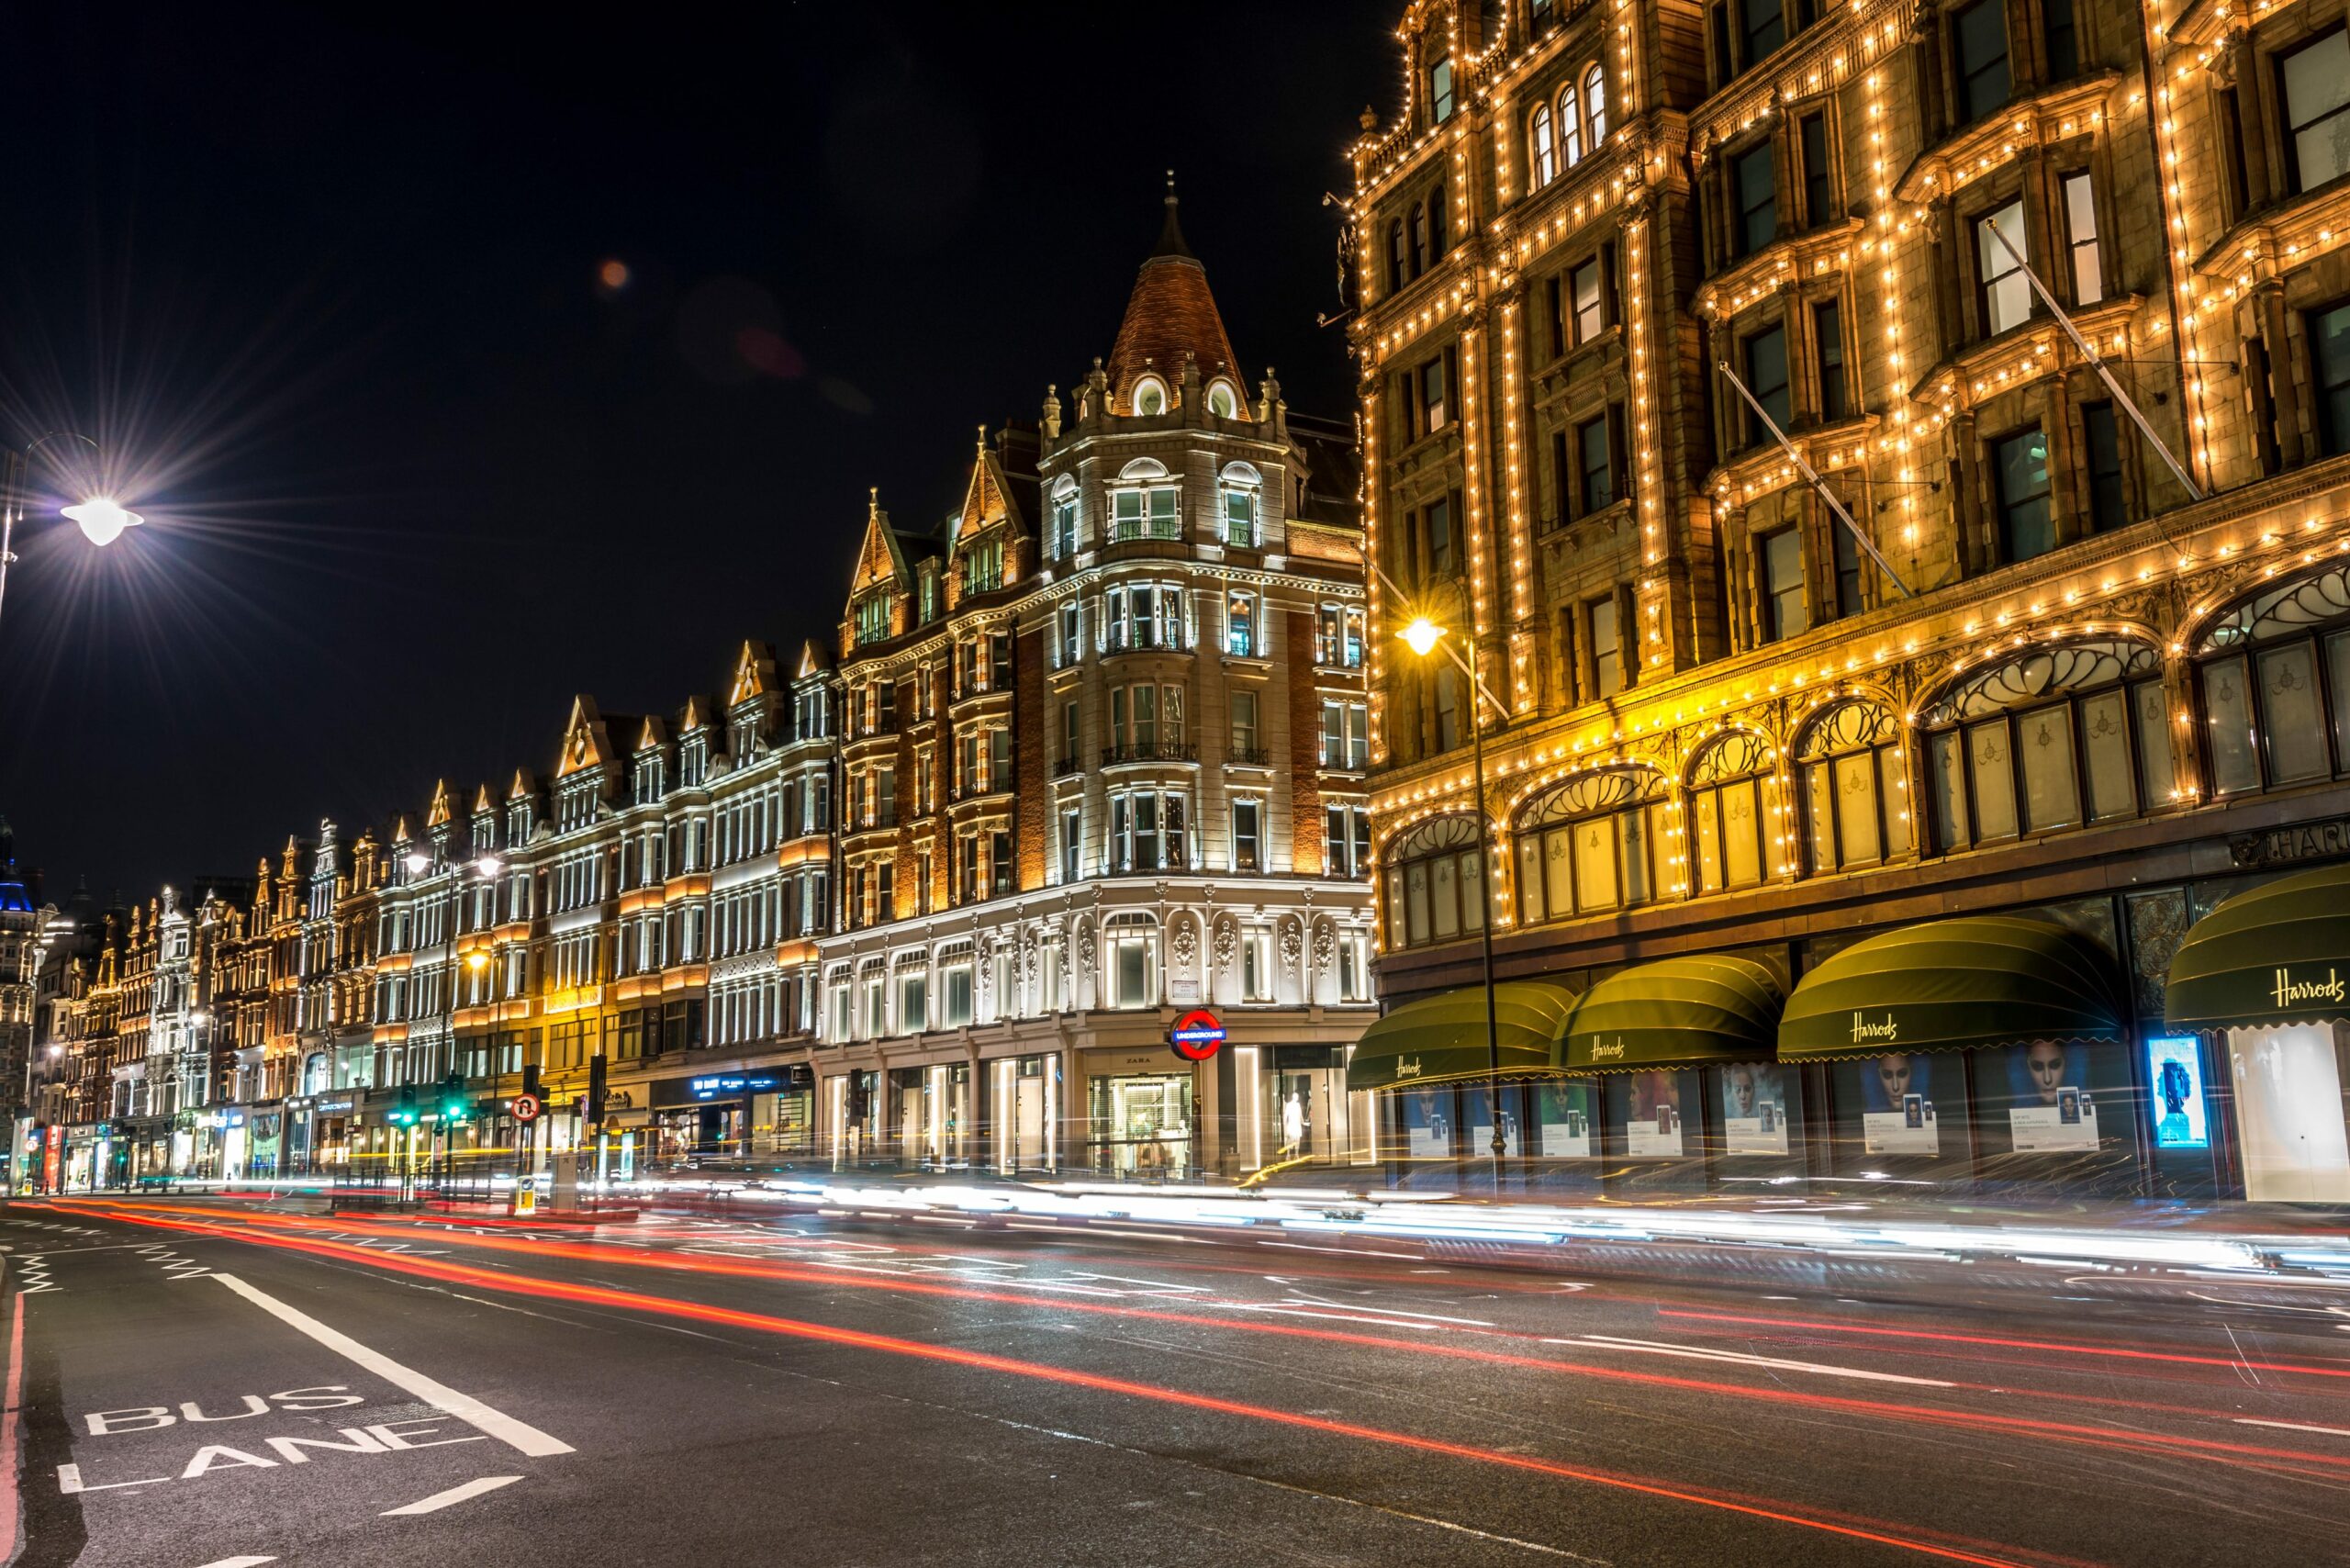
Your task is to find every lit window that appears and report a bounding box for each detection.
[2280,29,2350,194]
[1530,104,1558,186]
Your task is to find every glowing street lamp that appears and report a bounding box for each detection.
[0,431,143,636]
[60,498,144,548]
[1395,613,1509,1188]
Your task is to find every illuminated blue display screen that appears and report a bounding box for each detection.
[2143,1036,2210,1149]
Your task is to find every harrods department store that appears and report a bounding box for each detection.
[1345,0,2350,1200]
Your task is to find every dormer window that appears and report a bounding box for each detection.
[1133,375,1169,416]
[1205,380,1240,419]
[1219,462,1262,547]
[962,534,1005,595]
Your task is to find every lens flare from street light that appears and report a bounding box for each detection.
[467,950,489,971]
[1400,616,1446,657]
[61,498,145,547]
[404,851,431,877]
[475,854,503,879]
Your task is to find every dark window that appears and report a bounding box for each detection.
[1832,519,1864,617]
[1732,143,1777,257]
[1546,274,1566,357]
[1741,0,1785,64]
[1993,426,2055,563]
[1760,528,1807,642]
[1577,415,1616,512]
[1743,325,1791,446]
[2083,402,2128,532]
[1550,428,1572,521]
[1589,597,1623,697]
[1571,259,1605,342]
[1411,206,1428,276]
[2311,302,2350,455]
[1710,3,1735,84]
[1386,219,1407,294]
[1814,300,1848,420]
[1953,0,2012,123]
[2280,31,2350,194]
[1800,114,1832,227]
[2043,0,2077,81]
[1427,184,1448,261]
[1422,354,1449,431]
[1427,495,1456,574]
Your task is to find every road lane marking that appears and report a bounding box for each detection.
[1565,1336,1959,1388]
[381,1475,522,1515]
[193,1557,277,1567]
[0,1267,22,1561]
[211,1274,572,1457]
[2235,1417,2350,1439]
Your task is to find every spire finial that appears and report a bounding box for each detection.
[1152,172,1192,260]
[868,485,879,518]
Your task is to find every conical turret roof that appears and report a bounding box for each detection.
[1103,174,1242,415]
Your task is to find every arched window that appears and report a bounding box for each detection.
[1111,455,1178,540]
[1387,218,1407,294]
[935,940,976,1027]
[1530,102,1558,187]
[1796,700,1911,872]
[1558,85,1584,167]
[1513,769,1663,923]
[1928,640,2169,847]
[1103,912,1159,1009]
[1131,376,1169,418]
[1219,461,1261,545]
[1410,206,1428,276]
[1687,732,1779,892]
[1048,472,1080,559]
[1206,379,1240,419]
[2197,563,2350,794]
[1583,63,1608,147]
[1427,182,1448,261]
[1382,815,1486,947]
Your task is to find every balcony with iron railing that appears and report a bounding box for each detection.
[1100,741,1200,767]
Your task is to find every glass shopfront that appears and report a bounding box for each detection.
[993,1053,1058,1172]
[1255,1045,1369,1169]
[1084,1048,1192,1175]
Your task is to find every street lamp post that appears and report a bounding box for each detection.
[1399,616,1510,1193]
[0,431,143,635]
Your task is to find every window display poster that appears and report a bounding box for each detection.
[1534,1081,1593,1158]
[1720,1062,1791,1155]
[1860,1053,1940,1154]
[2145,1036,2210,1149]
[2003,1041,2099,1152]
[1461,1085,1521,1159]
[1625,1070,1684,1157]
[1403,1087,1452,1159]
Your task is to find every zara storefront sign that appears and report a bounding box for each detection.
[689,1074,780,1100]
[1169,1010,1225,1062]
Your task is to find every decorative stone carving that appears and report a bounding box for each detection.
[1279,918,1303,979]
[2126,888,2190,1024]
[1212,913,1238,975]
[1170,915,1198,973]
[1311,920,1336,978]
[1076,922,1095,976]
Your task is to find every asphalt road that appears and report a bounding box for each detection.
[5,1196,2348,1568]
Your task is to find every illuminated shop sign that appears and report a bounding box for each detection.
[689,1074,780,1100]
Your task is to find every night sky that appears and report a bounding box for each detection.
[0,3,1394,907]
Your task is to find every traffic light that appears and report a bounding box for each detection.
[585,1053,607,1124]
[390,1087,419,1126]
[440,1071,471,1124]
[521,1063,543,1100]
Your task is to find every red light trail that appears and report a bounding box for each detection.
[41,1202,2093,1568]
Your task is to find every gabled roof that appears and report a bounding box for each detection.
[1104,181,1242,415]
[794,637,834,679]
[851,488,915,596]
[678,694,712,734]
[727,640,778,707]
[557,695,610,778]
[426,778,455,829]
[949,428,1042,553]
[636,714,669,753]
[473,784,497,815]
[508,767,537,802]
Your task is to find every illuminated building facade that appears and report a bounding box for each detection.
[1352,0,2350,1198]
[808,196,1378,1178]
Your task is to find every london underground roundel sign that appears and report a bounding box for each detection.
[509,1092,544,1123]
[1169,1009,1226,1062]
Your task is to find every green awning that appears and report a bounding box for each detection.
[2167,861,2350,1030]
[1346,980,1577,1093]
[1778,915,2122,1060]
[1561,955,1785,1070]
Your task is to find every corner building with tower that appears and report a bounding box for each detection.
[1349,0,2350,1200]
[810,195,1379,1178]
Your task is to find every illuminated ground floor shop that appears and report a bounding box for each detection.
[1359,857,2350,1203]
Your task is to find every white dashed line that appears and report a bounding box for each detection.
[381,1475,523,1516]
